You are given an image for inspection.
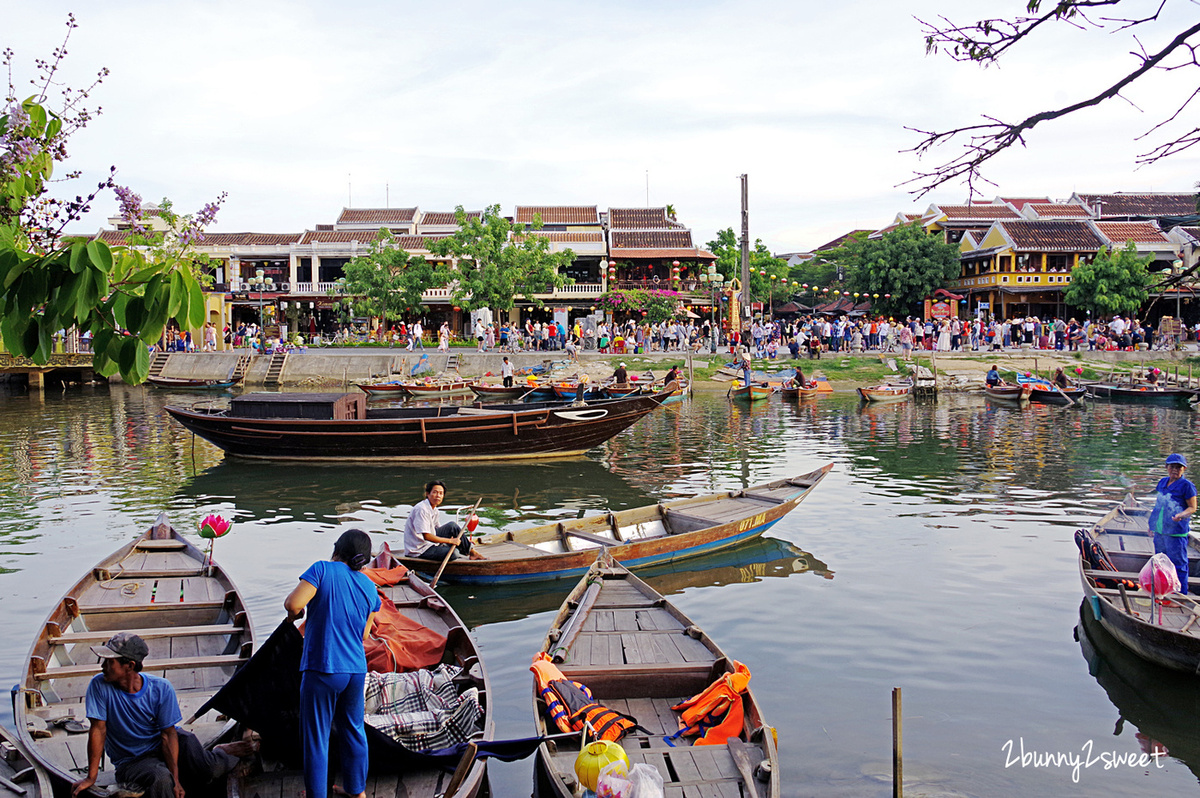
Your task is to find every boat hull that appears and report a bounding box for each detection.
[165,393,667,462]
[984,384,1031,402]
[397,465,832,584]
[730,384,772,402]
[147,376,239,391]
[1084,383,1195,406]
[857,385,910,403]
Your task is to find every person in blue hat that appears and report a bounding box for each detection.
[1150,453,1197,593]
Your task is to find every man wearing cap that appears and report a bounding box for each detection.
[72,633,255,798]
[612,362,628,386]
[1150,454,1197,593]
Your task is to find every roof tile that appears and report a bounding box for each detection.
[1075,193,1196,216]
[336,207,417,224]
[611,230,695,249]
[514,206,599,225]
[999,221,1105,251]
[1093,221,1170,245]
[608,207,676,229]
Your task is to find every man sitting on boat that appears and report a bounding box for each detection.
[985,365,1005,387]
[71,633,258,798]
[612,362,629,387]
[1150,454,1197,594]
[1052,367,1070,389]
[403,481,486,562]
[785,365,809,389]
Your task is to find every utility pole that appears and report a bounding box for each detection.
[739,174,750,342]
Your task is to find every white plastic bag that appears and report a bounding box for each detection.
[1140,552,1181,595]
[595,761,633,798]
[627,763,664,798]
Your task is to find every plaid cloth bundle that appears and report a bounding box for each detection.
[364,664,482,752]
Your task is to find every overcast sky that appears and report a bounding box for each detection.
[7,0,1199,252]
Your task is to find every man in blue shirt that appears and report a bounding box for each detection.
[72,633,256,798]
[1150,453,1198,593]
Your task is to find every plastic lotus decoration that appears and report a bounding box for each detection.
[198,514,232,566]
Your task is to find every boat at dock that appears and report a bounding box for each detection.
[983,383,1032,403]
[15,513,255,794]
[1083,383,1195,406]
[147,375,241,391]
[394,466,832,584]
[1077,497,1200,673]
[532,556,780,798]
[165,391,668,462]
[856,383,911,403]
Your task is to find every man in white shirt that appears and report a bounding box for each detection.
[402,481,484,561]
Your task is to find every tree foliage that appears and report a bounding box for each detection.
[910,1,1200,196]
[825,223,961,317]
[428,205,574,312]
[337,230,442,324]
[705,228,787,303]
[1064,241,1153,317]
[597,289,682,323]
[0,18,222,385]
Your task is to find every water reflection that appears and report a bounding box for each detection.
[1076,601,1200,780]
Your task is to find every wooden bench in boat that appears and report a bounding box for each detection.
[46,623,244,646]
[33,653,249,681]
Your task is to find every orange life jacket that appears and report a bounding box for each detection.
[666,661,751,747]
[530,653,639,742]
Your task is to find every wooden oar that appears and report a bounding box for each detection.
[431,497,482,589]
[1052,381,1077,407]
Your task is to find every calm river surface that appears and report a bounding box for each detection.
[1,384,1198,797]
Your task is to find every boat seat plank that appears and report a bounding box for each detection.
[182,578,222,603]
[664,510,721,535]
[134,540,187,551]
[36,654,248,681]
[170,636,201,692]
[611,609,639,632]
[671,498,764,524]
[738,492,786,505]
[564,529,618,548]
[74,598,226,614]
[50,623,241,645]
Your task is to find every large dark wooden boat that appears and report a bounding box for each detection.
[532,556,780,798]
[147,375,240,391]
[395,466,832,584]
[1084,383,1195,406]
[208,549,493,798]
[165,391,667,462]
[15,514,254,794]
[1078,496,1200,673]
[1014,375,1086,404]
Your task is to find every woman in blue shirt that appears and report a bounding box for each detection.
[285,530,381,798]
[1149,454,1197,593]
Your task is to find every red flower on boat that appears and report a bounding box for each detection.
[198,514,232,539]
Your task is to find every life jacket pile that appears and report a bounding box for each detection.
[665,661,752,747]
[530,653,640,742]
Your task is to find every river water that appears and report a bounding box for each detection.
[0,384,1197,797]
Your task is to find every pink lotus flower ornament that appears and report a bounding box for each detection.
[1075,367,1083,375]
[198,514,231,539]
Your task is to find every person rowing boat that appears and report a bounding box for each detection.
[403,481,486,562]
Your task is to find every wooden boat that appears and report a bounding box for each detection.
[532,556,780,798]
[147,375,240,391]
[356,380,413,397]
[653,379,689,404]
[780,384,820,401]
[1014,375,1086,404]
[213,548,493,798]
[468,383,531,401]
[730,383,772,402]
[395,465,832,584]
[0,724,52,798]
[165,391,668,462]
[983,383,1032,402]
[1084,383,1196,406]
[1077,496,1200,673]
[15,514,254,793]
[551,382,606,401]
[856,383,911,403]
[602,383,647,399]
[402,379,476,399]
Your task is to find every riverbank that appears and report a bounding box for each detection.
[138,347,1200,391]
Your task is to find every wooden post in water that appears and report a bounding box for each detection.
[893,687,903,798]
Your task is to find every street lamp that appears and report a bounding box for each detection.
[249,268,276,354]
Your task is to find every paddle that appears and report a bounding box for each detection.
[431,498,482,589]
[1052,380,1077,407]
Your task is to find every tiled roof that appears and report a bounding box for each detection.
[418,211,481,226]
[999,221,1105,251]
[1093,222,1170,245]
[1027,203,1091,218]
[608,207,676,229]
[96,230,131,245]
[610,248,717,260]
[815,230,870,251]
[1179,226,1200,241]
[336,207,417,224]
[611,230,695,249]
[962,228,991,245]
[201,233,302,246]
[931,205,1021,221]
[300,231,374,244]
[997,197,1051,211]
[1075,193,1197,217]
[396,235,448,250]
[519,231,605,243]
[514,206,599,225]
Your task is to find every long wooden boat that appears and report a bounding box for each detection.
[1084,383,1196,406]
[403,380,476,399]
[147,375,240,391]
[165,391,668,462]
[356,380,413,397]
[0,724,52,798]
[212,548,492,798]
[780,384,820,401]
[602,383,648,399]
[532,557,780,798]
[468,383,530,401]
[16,514,254,794]
[983,383,1032,402]
[395,465,832,584]
[856,383,911,403]
[1078,496,1200,673]
[730,383,772,402]
[1012,375,1086,404]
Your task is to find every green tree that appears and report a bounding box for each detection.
[428,205,574,313]
[0,18,215,384]
[1064,242,1153,317]
[337,230,441,327]
[704,228,787,303]
[829,223,961,317]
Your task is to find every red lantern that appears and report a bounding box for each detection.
[453,306,461,312]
